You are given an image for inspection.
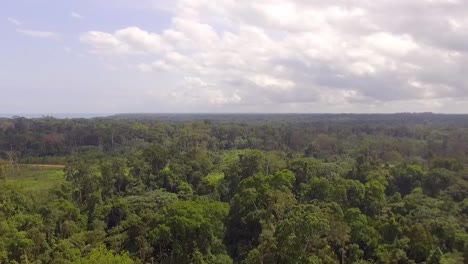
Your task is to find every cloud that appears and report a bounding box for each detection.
[137,60,172,72]
[71,11,84,19]
[7,17,21,26]
[79,0,468,111]
[17,29,60,38]
[249,74,295,92]
[80,27,169,54]
[80,31,130,54]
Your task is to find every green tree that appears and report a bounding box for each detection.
[78,245,134,264]
[0,164,6,182]
[344,208,378,258]
[151,200,229,263]
[427,247,443,264]
[222,150,266,201]
[225,171,296,261]
[423,169,456,197]
[363,179,386,216]
[388,165,424,196]
[407,223,433,262]
[246,204,334,264]
[100,158,130,198]
[463,242,468,264]
[64,160,100,205]
[288,158,321,190]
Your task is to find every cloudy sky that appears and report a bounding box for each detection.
[2,0,468,114]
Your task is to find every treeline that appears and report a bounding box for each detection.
[2,114,468,162]
[0,114,467,263]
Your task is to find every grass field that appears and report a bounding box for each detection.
[4,164,65,196]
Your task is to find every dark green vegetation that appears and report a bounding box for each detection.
[0,113,467,263]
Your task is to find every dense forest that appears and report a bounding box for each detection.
[0,114,467,263]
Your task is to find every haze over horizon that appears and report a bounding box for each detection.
[2,0,468,113]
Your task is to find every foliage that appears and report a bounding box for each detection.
[0,114,467,263]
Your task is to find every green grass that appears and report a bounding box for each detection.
[4,164,65,195]
[204,172,224,185]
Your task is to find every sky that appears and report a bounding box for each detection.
[2,0,468,114]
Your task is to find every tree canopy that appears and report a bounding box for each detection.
[0,113,467,263]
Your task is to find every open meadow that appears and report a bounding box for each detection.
[3,164,64,197]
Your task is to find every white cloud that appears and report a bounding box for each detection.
[7,17,21,26]
[71,11,84,19]
[17,29,60,38]
[364,33,418,56]
[208,90,242,105]
[137,60,172,72]
[115,27,168,53]
[80,27,169,55]
[249,74,295,91]
[79,0,468,110]
[349,62,376,76]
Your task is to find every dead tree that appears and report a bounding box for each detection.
[6,145,20,176]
